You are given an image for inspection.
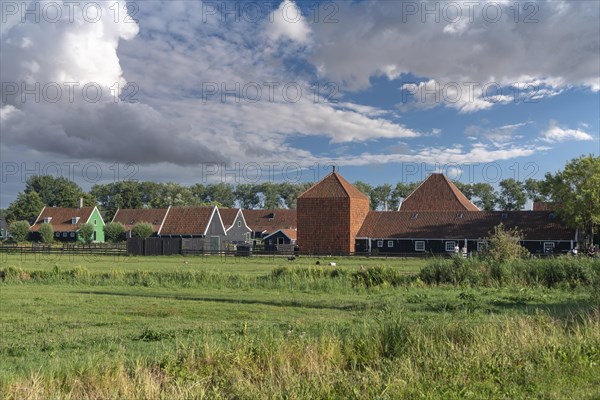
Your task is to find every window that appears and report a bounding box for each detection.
[62,232,67,237]
[278,237,285,245]
[544,242,555,253]
[269,239,273,245]
[387,241,394,248]
[456,212,463,219]
[71,217,80,224]
[94,219,97,225]
[245,232,251,241]
[477,241,488,252]
[93,231,96,241]
[445,241,456,252]
[501,213,508,220]
[55,232,60,238]
[237,220,241,227]
[415,241,425,252]
[377,240,383,248]
[411,213,419,220]
[70,232,75,238]
[44,217,52,223]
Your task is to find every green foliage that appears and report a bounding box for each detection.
[78,223,95,244]
[38,222,54,243]
[5,191,44,223]
[544,155,600,244]
[131,222,154,238]
[497,178,527,211]
[8,220,30,242]
[25,175,92,208]
[103,222,126,243]
[485,223,530,262]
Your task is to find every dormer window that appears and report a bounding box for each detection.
[44,217,52,223]
[501,213,508,220]
[411,213,419,220]
[72,217,80,224]
[456,212,463,219]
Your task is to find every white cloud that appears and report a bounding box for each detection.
[266,0,311,44]
[540,121,594,143]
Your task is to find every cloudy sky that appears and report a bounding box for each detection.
[1,0,599,207]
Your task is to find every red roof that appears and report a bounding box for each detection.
[112,208,169,233]
[159,207,218,236]
[400,174,479,211]
[357,210,574,241]
[264,228,297,241]
[242,209,297,235]
[532,201,558,211]
[219,208,241,229]
[298,172,369,200]
[30,207,96,232]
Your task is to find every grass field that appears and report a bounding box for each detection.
[1,254,599,399]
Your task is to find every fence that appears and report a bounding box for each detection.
[0,243,126,256]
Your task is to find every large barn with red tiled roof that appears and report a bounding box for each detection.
[112,208,169,237]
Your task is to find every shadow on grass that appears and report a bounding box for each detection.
[74,290,367,312]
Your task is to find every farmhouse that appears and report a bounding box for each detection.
[219,208,252,244]
[242,209,297,239]
[157,206,226,251]
[297,171,576,255]
[30,205,105,242]
[112,208,169,237]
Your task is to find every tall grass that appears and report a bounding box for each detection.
[420,256,600,289]
[3,310,599,399]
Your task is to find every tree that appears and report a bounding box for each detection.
[496,179,526,211]
[484,223,529,262]
[259,182,282,209]
[470,183,497,211]
[8,221,30,242]
[390,182,418,210]
[104,222,126,243]
[131,222,154,238]
[78,223,95,244]
[235,183,261,209]
[25,175,91,207]
[353,181,373,208]
[39,222,54,243]
[5,191,45,223]
[544,155,600,245]
[205,183,235,207]
[524,178,549,202]
[371,184,393,210]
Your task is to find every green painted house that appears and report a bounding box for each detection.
[30,206,105,243]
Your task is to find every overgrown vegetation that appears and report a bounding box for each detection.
[104,221,126,243]
[484,223,530,262]
[7,220,29,242]
[38,222,54,243]
[131,222,153,238]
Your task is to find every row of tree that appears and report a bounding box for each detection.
[3,155,599,243]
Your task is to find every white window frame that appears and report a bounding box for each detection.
[70,232,75,238]
[71,217,80,225]
[445,241,456,252]
[387,240,394,248]
[237,220,241,227]
[55,232,60,238]
[477,241,488,252]
[44,217,52,223]
[62,232,67,237]
[415,241,425,252]
[377,240,383,248]
[544,242,555,253]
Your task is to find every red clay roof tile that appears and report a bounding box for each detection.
[400,174,479,211]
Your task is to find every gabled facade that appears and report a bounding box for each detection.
[30,206,105,242]
[112,208,169,238]
[263,229,297,252]
[219,208,252,244]
[297,170,370,254]
[158,206,226,251]
[400,173,479,211]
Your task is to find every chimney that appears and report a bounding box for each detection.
[79,197,84,208]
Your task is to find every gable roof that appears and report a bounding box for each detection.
[112,208,169,233]
[298,172,369,201]
[400,174,479,211]
[30,207,97,232]
[242,209,297,235]
[532,201,558,211]
[263,228,298,241]
[158,206,220,236]
[357,210,574,241]
[219,208,241,229]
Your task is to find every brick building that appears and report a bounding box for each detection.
[297,170,370,254]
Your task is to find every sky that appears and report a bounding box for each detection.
[1,0,599,208]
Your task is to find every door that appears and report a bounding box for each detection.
[210,236,220,253]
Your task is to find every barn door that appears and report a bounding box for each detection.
[210,236,220,253]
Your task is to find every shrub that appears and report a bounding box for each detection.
[8,220,30,242]
[484,223,529,262]
[131,222,153,238]
[104,222,126,243]
[78,223,94,244]
[39,222,54,243]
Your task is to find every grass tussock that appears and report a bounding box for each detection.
[2,310,599,399]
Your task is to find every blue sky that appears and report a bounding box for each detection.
[1,0,599,207]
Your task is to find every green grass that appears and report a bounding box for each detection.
[1,255,599,399]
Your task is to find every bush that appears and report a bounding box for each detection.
[131,222,153,238]
[484,223,529,262]
[39,222,54,243]
[78,223,94,244]
[8,220,30,242]
[104,222,126,243]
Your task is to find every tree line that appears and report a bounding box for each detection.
[2,155,598,243]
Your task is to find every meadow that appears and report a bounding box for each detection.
[1,253,599,399]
